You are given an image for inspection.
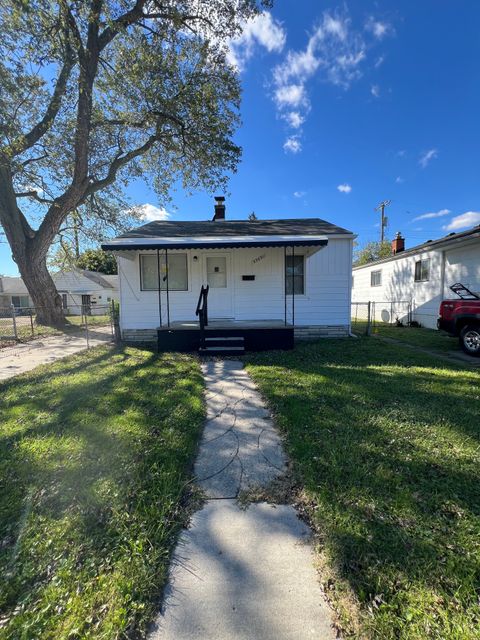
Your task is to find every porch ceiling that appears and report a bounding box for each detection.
[102,234,329,251]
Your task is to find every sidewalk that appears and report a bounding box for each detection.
[150,360,335,640]
[0,327,113,381]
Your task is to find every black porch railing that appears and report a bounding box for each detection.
[195,285,209,348]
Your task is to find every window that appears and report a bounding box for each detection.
[11,295,30,308]
[371,270,382,287]
[61,293,68,309]
[285,255,305,295]
[414,259,430,282]
[140,254,188,291]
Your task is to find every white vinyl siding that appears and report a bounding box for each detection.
[117,238,353,330]
[352,237,480,329]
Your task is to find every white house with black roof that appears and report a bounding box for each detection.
[352,225,480,329]
[102,197,355,354]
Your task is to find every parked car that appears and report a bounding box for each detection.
[438,283,480,356]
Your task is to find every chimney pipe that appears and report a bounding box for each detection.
[213,196,225,221]
[391,231,405,255]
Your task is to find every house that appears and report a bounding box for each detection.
[52,269,119,315]
[0,270,118,316]
[0,276,32,311]
[102,197,355,352]
[352,226,480,329]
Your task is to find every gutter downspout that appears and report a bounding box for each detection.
[440,249,446,302]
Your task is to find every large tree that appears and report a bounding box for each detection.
[354,240,392,266]
[0,0,266,325]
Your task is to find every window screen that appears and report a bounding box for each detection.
[414,259,430,282]
[371,270,382,287]
[285,255,305,295]
[140,254,188,291]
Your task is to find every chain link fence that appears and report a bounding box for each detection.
[0,303,120,350]
[351,300,413,336]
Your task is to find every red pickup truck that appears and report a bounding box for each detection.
[438,283,480,356]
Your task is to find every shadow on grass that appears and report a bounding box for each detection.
[0,346,205,639]
[246,338,480,639]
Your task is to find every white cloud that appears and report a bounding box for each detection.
[283,136,302,154]
[274,83,308,108]
[371,84,380,98]
[413,208,450,222]
[228,12,286,71]
[374,55,385,68]
[337,183,352,194]
[443,211,480,231]
[365,17,393,40]
[135,203,171,222]
[282,111,305,128]
[397,149,406,157]
[419,148,438,168]
[293,190,306,198]
[272,9,392,152]
[395,176,404,183]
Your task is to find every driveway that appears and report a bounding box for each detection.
[0,327,113,381]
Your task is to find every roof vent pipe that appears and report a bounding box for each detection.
[213,196,226,221]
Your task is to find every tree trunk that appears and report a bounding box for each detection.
[17,251,64,327]
[0,159,65,327]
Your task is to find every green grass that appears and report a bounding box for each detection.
[0,346,204,639]
[246,339,480,639]
[352,321,457,354]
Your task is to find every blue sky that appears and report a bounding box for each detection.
[2,0,480,274]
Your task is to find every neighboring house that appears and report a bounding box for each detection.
[102,197,355,351]
[52,269,119,315]
[0,276,32,311]
[0,270,118,316]
[352,226,480,329]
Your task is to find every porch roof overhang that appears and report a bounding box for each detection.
[102,234,329,251]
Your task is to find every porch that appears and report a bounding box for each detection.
[157,319,294,354]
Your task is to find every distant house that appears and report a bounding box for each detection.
[352,226,480,329]
[0,277,31,310]
[102,197,355,352]
[52,269,118,315]
[0,270,118,315]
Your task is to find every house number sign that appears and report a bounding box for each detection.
[252,253,266,264]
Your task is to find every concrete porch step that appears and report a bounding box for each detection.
[204,336,245,348]
[198,344,245,356]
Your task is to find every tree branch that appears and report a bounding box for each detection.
[15,190,54,204]
[11,16,75,156]
[83,134,158,198]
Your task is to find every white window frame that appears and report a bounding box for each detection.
[139,253,189,292]
[285,254,306,296]
[414,258,430,282]
[371,270,382,287]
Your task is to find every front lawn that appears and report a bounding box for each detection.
[352,321,456,353]
[0,347,204,639]
[246,339,480,639]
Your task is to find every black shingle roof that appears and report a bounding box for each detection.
[113,217,353,239]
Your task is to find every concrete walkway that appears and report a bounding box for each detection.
[150,360,335,640]
[0,327,113,381]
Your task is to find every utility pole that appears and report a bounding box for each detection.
[375,200,391,243]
